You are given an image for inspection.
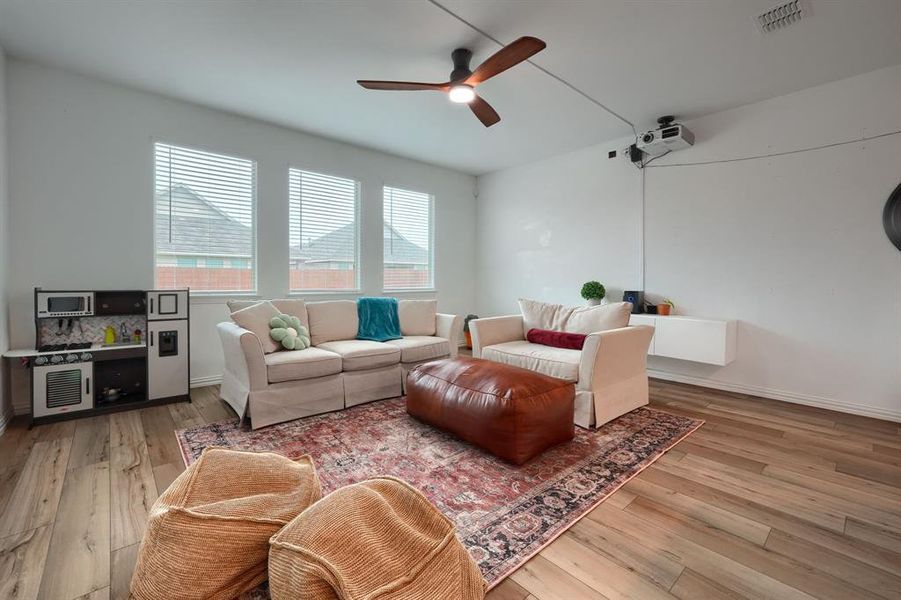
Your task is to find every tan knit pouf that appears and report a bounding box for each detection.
[130,447,321,600]
[269,476,485,600]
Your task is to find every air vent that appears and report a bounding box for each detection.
[756,0,810,33]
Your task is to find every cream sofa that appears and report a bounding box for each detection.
[218,299,460,429]
[470,299,654,429]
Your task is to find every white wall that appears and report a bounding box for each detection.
[476,139,641,313]
[477,64,901,421]
[6,59,476,412]
[0,47,10,429]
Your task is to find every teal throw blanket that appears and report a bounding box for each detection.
[356,297,402,342]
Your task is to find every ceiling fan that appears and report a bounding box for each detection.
[357,36,546,127]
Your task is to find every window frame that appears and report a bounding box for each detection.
[382,184,436,292]
[152,139,259,296]
[287,165,363,295]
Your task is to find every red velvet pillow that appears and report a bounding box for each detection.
[527,328,587,350]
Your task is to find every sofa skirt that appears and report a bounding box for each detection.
[248,374,345,430]
[344,364,403,408]
[574,390,596,429]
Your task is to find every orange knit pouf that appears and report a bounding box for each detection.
[130,448,321,600]
[269,476,485,600]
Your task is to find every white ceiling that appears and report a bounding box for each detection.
[1,0,900,175]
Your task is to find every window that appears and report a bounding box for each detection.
[154,142,256,293]
[383,186,434,290]
[289,168,360,291]
[176,257,198,268]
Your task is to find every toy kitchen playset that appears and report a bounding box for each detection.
[5,288,190,426]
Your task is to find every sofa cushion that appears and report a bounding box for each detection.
[265,347,343,383]
[565,301,631,334]
[398,299,437,336]
[230,301,281,354]
[306,300,359,346]
[228,299,310,330]
[384,336,450,363]
[482,340,580,383]
[227,299,258,312]
[316,339,401,371]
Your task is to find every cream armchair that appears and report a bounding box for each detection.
[471,313,654,429]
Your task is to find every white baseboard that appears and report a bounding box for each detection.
[648,369,901,423]
[191,374,223,388]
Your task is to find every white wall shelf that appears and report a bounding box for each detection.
[630,314,737,366]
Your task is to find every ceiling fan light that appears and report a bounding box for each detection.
[448,84,475,104]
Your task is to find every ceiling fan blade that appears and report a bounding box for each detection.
[465,36,546,86]
[357,80,449,91]
[469,95,501,127]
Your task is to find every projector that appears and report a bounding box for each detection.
[637,116,695,158]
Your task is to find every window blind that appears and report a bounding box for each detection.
[383,186,434,290]
[154,142,256,292]
[289,169,360,291]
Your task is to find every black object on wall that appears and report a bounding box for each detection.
[885,182,901,252]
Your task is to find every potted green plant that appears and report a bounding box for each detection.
[463,314,478,349]
[658,298,675,316]
[580,281,606,306]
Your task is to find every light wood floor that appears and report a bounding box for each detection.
[1,380,899,600]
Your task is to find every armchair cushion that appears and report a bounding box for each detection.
[565,302,632,334]
[481,340,580,382]
[398,299,437,336]
[384,336,450,363]
[526,328,587,350]
[518,298,570,333]
[518,298,632,336]
[265,347,343,384]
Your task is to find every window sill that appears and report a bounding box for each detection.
[190,292,260,305]
[288,290,363,297]
[383,289,437,294]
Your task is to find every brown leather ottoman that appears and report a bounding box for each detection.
[406,356,575,465]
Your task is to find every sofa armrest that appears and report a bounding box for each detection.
[436,313,462,357]
[578,325,655,421]
[217,321,268,392]
[470,315,525,358]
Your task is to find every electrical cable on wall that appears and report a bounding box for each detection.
[638,164,646,292]
[645,126,901,168]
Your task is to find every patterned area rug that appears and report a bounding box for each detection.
[176,398,701,592]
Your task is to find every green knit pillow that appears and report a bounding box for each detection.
[269,314,311,351]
